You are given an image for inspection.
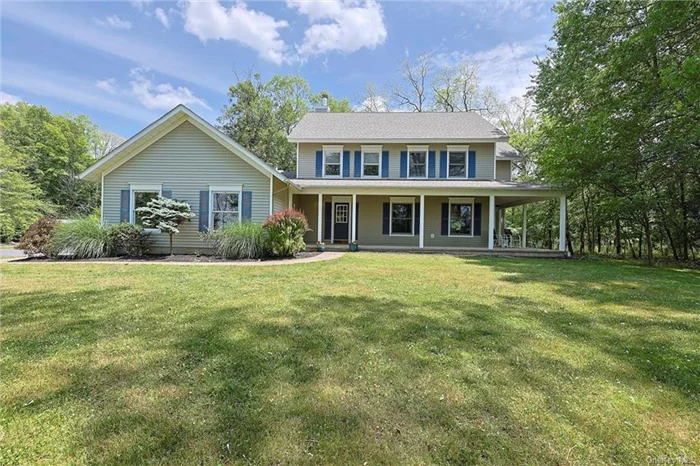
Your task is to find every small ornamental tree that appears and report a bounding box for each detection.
[262,209,310,258]
[136,197,195,255]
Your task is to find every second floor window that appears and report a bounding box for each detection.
[409,151,427,178]
[362,146,382,177]
[449,152,467,177]
[324,150,342,177]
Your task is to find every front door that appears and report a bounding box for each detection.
[334,203,349,243]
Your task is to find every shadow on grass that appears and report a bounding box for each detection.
[3,263,699,464]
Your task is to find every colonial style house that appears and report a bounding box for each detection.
[80,104,566,256]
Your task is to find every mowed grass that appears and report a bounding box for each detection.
[1,254,699,465]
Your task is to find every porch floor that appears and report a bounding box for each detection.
[319,244,566,258]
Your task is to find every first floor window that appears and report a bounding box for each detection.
[409,151,427,177]
[448,152,467,178]
[324,150,341,177]
[391,202,414,235]
[212,191,239,229]
[133,191,159,226]
[450,203,473,235]
[363,152,380,177]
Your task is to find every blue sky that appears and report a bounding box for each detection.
[2,1,555,138]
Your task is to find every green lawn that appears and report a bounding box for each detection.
[1,254,699,465]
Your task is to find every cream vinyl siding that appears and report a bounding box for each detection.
[297,143,497,179]
[272,177,288,212]
[495,160,512,181]
[103,121,271,254]
[296,194,319,245]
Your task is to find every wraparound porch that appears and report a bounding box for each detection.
[287,180,567,254]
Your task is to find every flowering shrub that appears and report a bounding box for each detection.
[16,216,57,256]
[262,209,310,257]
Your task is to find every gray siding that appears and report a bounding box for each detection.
[496,160,511,181]
[273,177,288,212]
[296,194,490,248]
[298,142,496,180]
[103,121,272,254]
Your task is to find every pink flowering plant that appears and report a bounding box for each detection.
[262,209,310,257]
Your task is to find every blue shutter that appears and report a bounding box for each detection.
[428,151,436,178]
[198,190,209,232]
[354,151,362,178]
[400,151,408,178]
[120,190,130,223]
[382,203,390,234]
[414,203,420,235]
[324,202,332,240]
[381,151,389,178]
[315,150,323,178]
[342,150,350,178]
[162,190,172,199]
[242,191,252,221]
[474,203,482,236]
[468,150,476,179]
[439,151,447,178]
[441,203,449,235]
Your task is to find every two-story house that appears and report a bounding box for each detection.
[80,104,565,255]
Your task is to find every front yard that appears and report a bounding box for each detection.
[1,254,698,465]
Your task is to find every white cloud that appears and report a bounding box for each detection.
[1,91,22,105]
[2,61,155,123]
[154,8,170,29]
[94,15,132,30]
[288,0,387,58]
[130,0,153,11]
[128,68,210,111]
[182,0,289,65]
[96,79,117,94]
[3,2,228,93]
[436,35,550,99]
[356,95,389,112]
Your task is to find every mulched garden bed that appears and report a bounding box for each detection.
[12,251,322,263]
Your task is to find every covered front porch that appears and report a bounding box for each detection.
[288,179,567,255]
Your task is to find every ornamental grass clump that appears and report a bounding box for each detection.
[201,221,268,259]
[262,209,310,258]
[49,215,114,259]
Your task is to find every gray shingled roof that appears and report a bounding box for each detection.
[496,142,521,159]
[291,178,557,191]
[288,112,508,142]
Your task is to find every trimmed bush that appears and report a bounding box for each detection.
[201,221,268,259]
[50,215,114,259]
[108,223,151,256]
[16,216,57,256]
[262,209,310,258]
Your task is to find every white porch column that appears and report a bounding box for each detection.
[419,194,425,248]
[488,195,495,249]
[559,195,567,252]
[351,193,357,243]
[522,204,528,248]
[317,193,323,243]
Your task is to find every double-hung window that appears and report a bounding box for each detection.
[449,198,474,236]
[390,197,415,236]
[447,145,469,178]
[407,145,428,178]
[209,187,241,230]
[323,145,343,177]
[361,145,382,178]
[130,184,162,230]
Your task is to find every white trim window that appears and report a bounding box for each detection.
[447,145,469,178]
[361,145,382,178]
[407,145,428,178]
[130,184,162,230]
[323,145,343,178]
[448,197,474,236]
[390,197,415,236]
[209,186,242,230]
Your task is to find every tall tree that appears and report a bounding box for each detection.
[390,53,434,112]
[218,73,351,171]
